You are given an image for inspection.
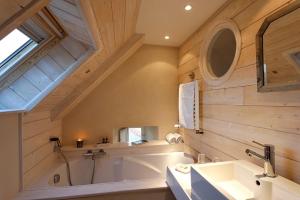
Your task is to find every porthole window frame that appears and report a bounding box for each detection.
[199,19,241,86]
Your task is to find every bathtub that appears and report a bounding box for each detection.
[50,152,193,186]
[17,151,194,200]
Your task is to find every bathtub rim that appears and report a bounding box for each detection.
[15,177,168,200]
[17,151,194,200]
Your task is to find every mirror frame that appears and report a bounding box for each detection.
[200,19,241,86]
[256,2,300,92]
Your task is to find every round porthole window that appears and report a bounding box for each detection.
[200,19,241,86]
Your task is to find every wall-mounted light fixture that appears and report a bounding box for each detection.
[184,4,192,11]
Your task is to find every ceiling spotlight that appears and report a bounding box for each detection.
[164,35,170,40]
[185,4,192,11]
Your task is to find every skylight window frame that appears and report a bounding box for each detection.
[0,7,66,83]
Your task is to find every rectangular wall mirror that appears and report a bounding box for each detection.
[118,126,159,143]
[257,2,300,92]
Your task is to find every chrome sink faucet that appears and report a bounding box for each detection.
[245,141,276,178]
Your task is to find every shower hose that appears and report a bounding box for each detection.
[91,155,96,184]
[57,147,73,186]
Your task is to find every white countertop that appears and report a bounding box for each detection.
[168,160,300,200]
[191,160,300,200]
[168,165,192,196]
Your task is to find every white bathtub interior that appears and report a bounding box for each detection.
[42,152,194,187]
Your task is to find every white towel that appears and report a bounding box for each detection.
[165,133,183,144]
[173,133,183,143]
[179,80,199,130]
[165,133,176,144]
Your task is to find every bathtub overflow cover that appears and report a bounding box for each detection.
[54,174,61,184]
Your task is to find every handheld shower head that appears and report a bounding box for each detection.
[50,137,62,147]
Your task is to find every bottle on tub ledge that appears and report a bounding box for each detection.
[102,137,109,144]
[95,137,110,148]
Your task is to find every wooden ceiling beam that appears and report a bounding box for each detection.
[0,0,49,39]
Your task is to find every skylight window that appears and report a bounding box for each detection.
[0,29,38,77]
[0,29,30,63]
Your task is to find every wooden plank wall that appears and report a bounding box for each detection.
[178,0,300,183]
[18,37,87,188]
[22,111,61,188]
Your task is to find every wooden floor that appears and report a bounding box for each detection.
[178,0,300,184]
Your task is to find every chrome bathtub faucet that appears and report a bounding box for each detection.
[245,141,276,178]
[83,149,106,159]
[82,149,106,184]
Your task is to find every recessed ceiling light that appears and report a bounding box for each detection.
[164,35,170,40]
[185,4,192,11]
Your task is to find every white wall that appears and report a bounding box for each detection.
[62,45,179,145]
[0,113,20,200]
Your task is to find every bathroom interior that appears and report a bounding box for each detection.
[0,0,300,199]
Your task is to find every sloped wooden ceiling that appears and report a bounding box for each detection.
[0,0,96,111]
[0,0,142,114]
[48,0,95,47]
[32,0,143,119]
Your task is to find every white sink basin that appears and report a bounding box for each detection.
[191,160,300,200]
